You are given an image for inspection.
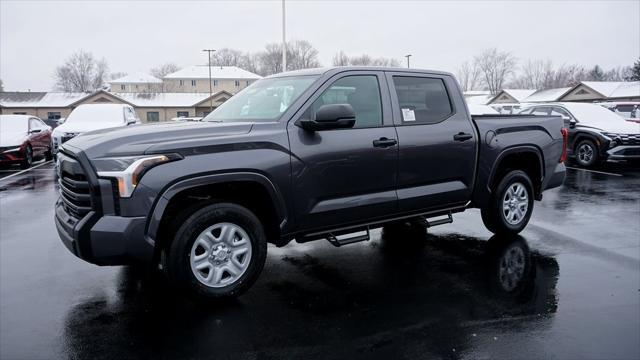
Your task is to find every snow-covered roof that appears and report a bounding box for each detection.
[0,92,90,108]
[110,73,162,84]
[113,91,230,107]
[465,94,493,105]
[501,89,537,102]
[163,65,262,80]
[463,90,492,97]
[523,87,571,103]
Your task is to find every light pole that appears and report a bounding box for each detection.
[405,54,412,68]
[203,49,216,113]
[282,0,287,72]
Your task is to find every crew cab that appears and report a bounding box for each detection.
[55,67,566,300]
[519,102,640,167]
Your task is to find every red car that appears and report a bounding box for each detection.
[0,115,53,169]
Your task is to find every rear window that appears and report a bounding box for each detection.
[392,76,453,124]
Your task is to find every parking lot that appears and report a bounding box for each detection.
[0,160,638,359]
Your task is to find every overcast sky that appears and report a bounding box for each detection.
[1,0,638,91]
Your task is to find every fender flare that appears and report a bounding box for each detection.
[145,172,288,243]
[487,145,544,194]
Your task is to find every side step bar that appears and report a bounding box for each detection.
[326,227,370,247]
[418,212,453,228]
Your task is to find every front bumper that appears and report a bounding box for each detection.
[0,148,25,164]
[606,145,640,161]
[54,148,154,265]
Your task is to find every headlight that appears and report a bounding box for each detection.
[95,154,181,197]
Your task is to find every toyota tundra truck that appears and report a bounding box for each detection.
[55,67,567,299]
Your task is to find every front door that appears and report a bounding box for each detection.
[386,73,477,211]
[288,72,398,231]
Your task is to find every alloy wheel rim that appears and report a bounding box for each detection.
[189,222,252,288]
[499,246,525,292]
[502,182,528,225]
[577,143,593,164]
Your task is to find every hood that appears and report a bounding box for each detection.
[582,120,640,134]
[54,120,123,135]
[0,131,27,147]
[62,121,254,158]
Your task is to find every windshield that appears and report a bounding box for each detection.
[0,116,28,133]
[204,75,319,122]
[613,104,639,119]
[66,105,126,124]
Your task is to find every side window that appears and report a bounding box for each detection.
[29,118,41,130]
[551,107,571,118]
[393,76,453,124]
[310,75,382,128]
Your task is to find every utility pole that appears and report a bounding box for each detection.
[405,54,412,68]
[282,0,287,72]
[203,49,216,113]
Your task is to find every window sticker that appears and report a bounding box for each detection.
[402,108,416,122]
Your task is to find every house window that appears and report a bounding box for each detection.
[179,80,184,86]
[191,80,196,86]
[235,80,240,87]
[246,81,250,86]
[120,84,125,90]
[13,112,27,115]
[147,84,151,90]
[135,84,139,89]
[146,112,160,122]
[47,112,61,120]
[177,111,189,118]
[213,80,219,86]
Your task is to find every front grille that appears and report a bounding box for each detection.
[58,155,92,219]
[605,133,640,146]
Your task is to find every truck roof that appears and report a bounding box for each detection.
[268,66,454,78]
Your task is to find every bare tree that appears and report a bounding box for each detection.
[54,50,108,92]
[287,40,321,70]
[456,60,482,91]
[150,63,180,79]
[210,48,244,66]
[630,58,640,81]
[239,52,262,75]
[332,51,400,67]
[109,72,127,80]
[332,51,349,66]
[475,48,517,94]
[258,43,284,75]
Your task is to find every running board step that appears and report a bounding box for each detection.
[419,212,453,228]
[326,227,370,247]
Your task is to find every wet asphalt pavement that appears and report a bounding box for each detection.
[0,161,639,359]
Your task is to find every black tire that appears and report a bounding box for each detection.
[574,139,600,168]
[481,170,534,235]
[20,145,33,169]
[166,203,267,300]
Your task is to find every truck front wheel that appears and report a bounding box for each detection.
[481,170,534,235]
[166,203,267,300]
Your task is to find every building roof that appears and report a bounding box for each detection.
[581,81,639,98]
[500,89,537,102]
[110,73,162,84]
[465,94,494,105]
[112,91,231,107]
[163,66,262,80]
[0,92,91,108]
[523,87,572,103]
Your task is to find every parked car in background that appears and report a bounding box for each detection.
[467,103,500,115]
[0,115,53,168]
[597,102,640,124]
[519,102,640,167]
[51,104,140,156]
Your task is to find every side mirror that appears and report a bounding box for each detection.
[127,119,137,125]
[295,104,356,131]
[569,119,577,128]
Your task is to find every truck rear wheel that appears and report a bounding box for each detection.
[481,170,534,235]
[166,203,267,300]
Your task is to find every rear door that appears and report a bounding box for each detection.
[288,71,398,231]
[386,72,477,212]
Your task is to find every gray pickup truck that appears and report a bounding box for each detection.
[55,67,566,299]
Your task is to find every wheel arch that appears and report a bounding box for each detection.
[146,172,289,258]
[488,146,544,200]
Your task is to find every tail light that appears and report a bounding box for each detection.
[559,128,569,163]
